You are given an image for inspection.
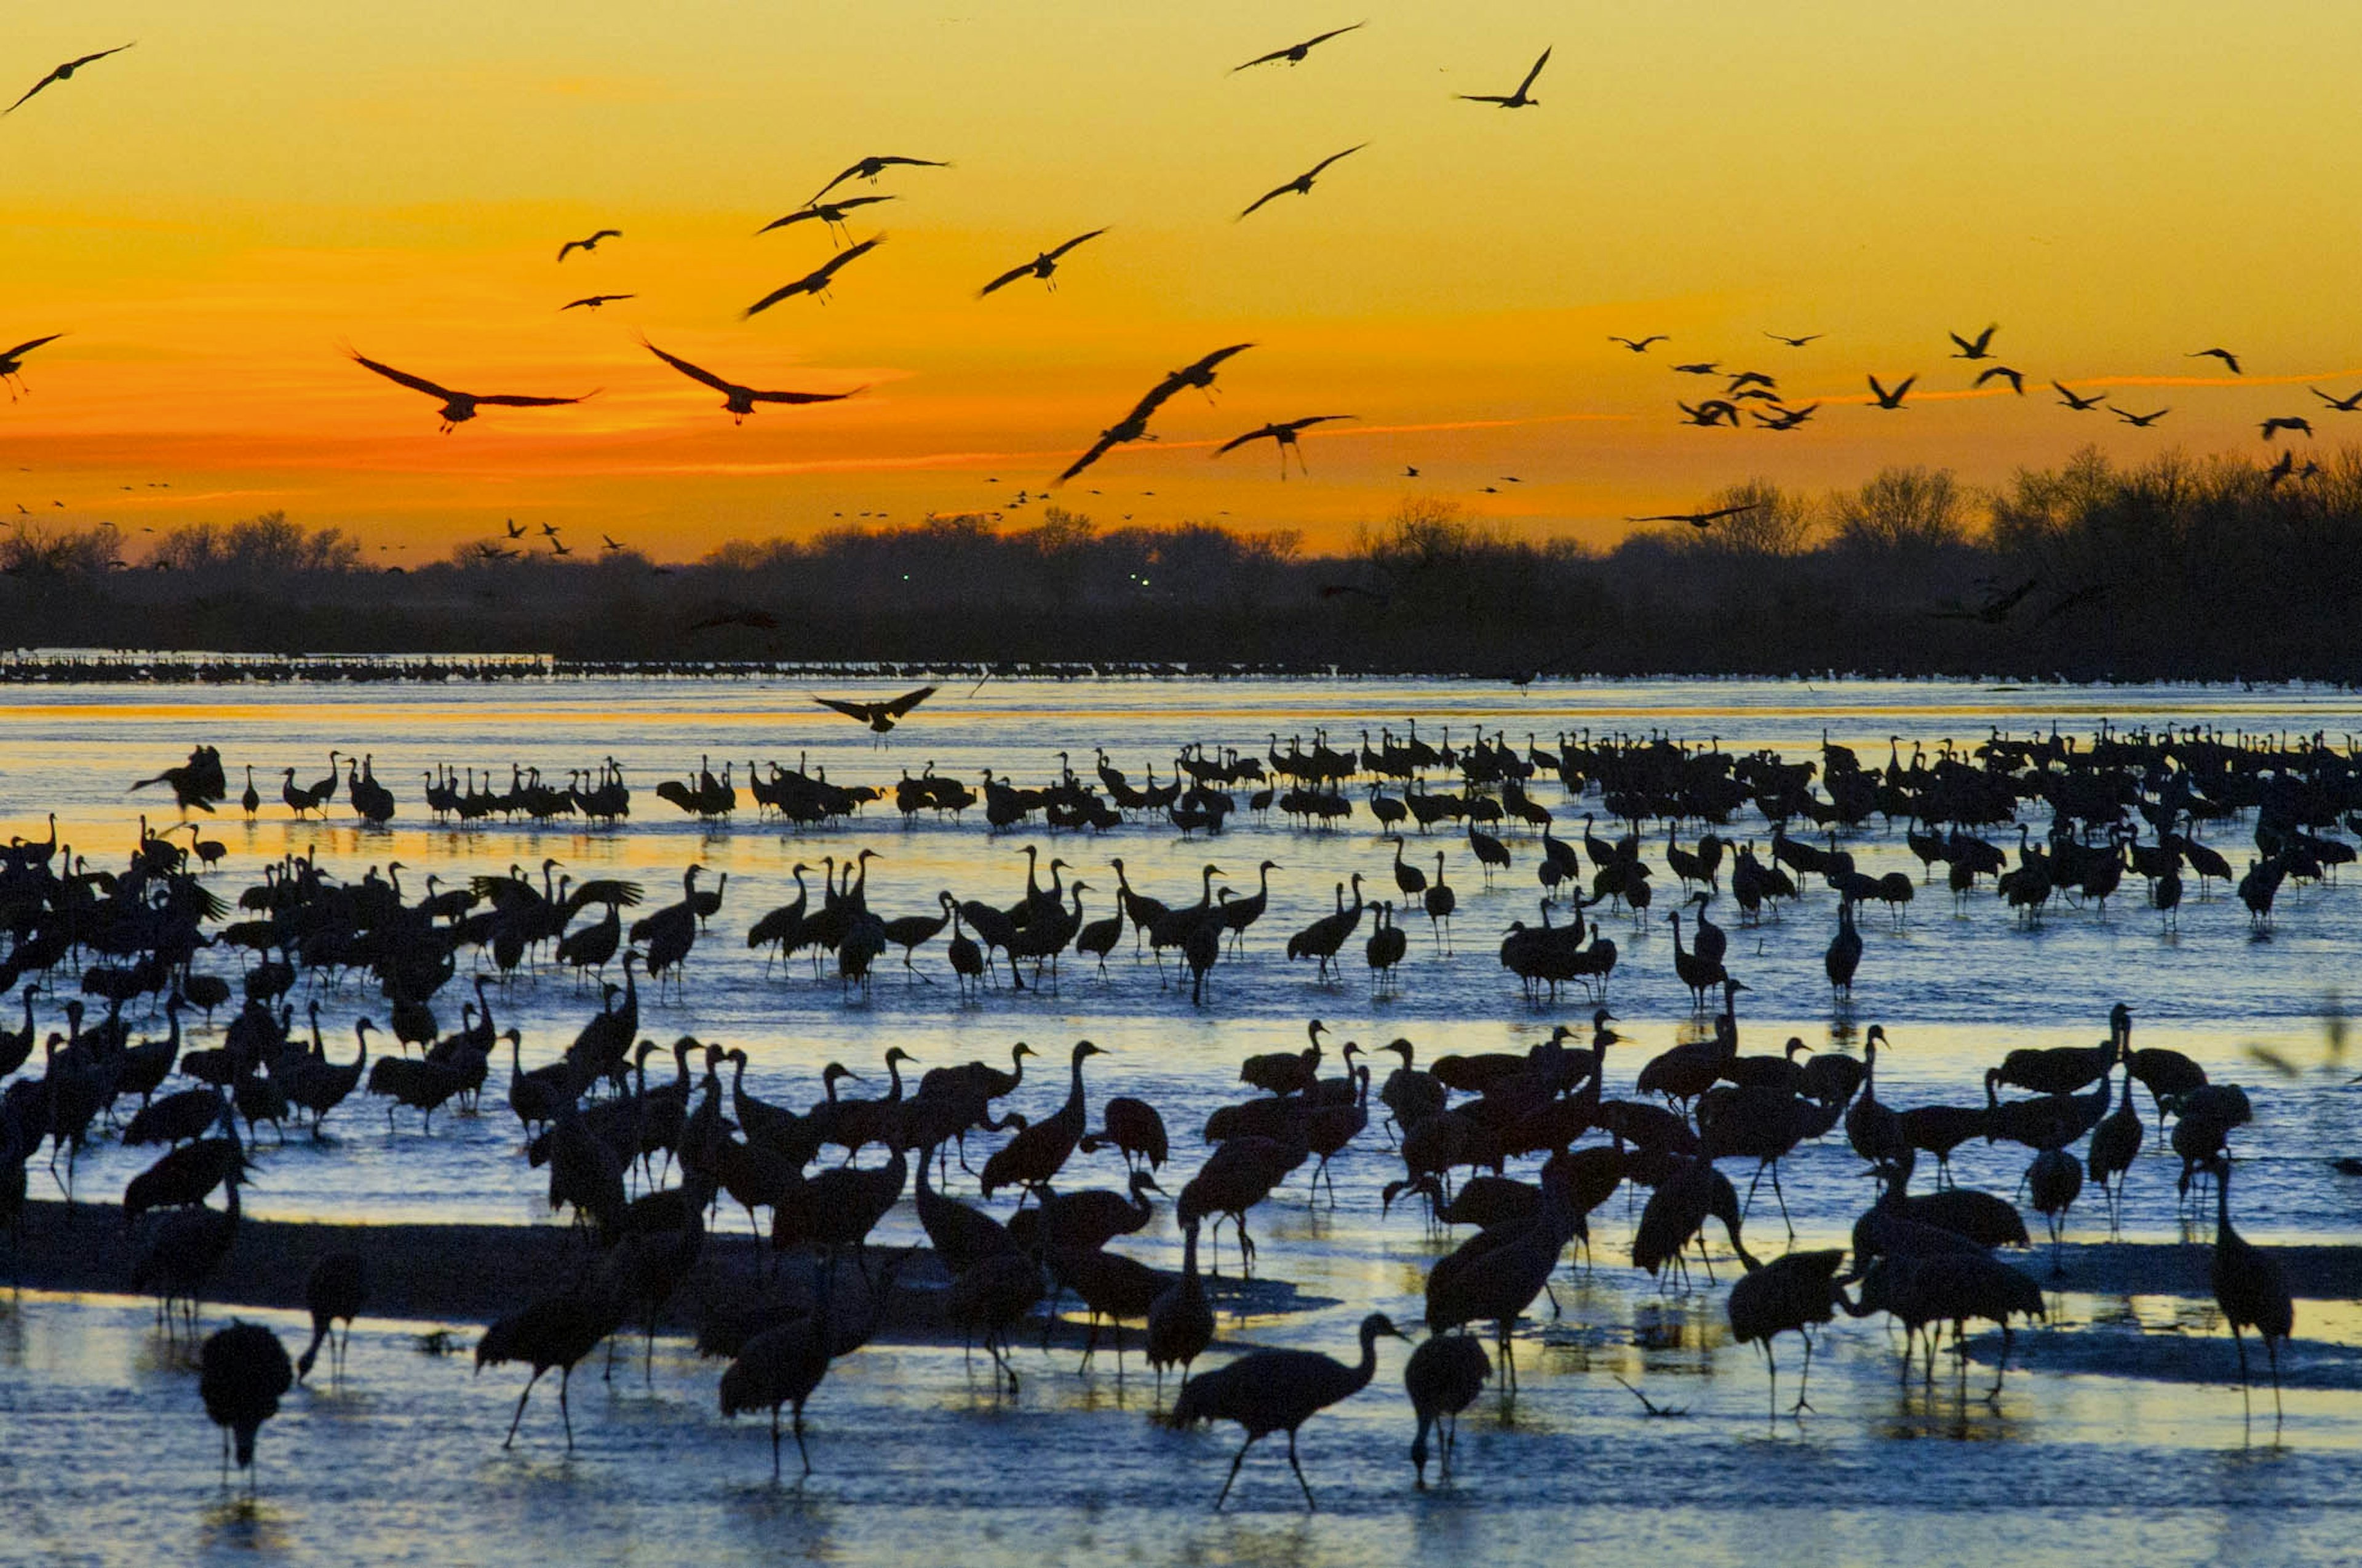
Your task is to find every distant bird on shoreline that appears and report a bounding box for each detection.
[757,195,896,243]
[556,229,621,262]
[1628,502,1763,530]
[2113,405,2170,426]
[1765,332,1823,348]
[1238,146,1364,220]
[344,350,597,433]
[1948,324,1999,360]
[1234,24,1363,72]
[2189,347,2241,375]
[979,229,1107,297]
[1460,47,1551,108]
[7,43,133,115]
[0,334,65,397]
[814,685,937,733]
[2053,382,2106,411]
[1867,373,1915,410]
[640,338,862,423]
[809,156,948,207]
[1610,335,1668,352]
[1216,415,1355,477]
[560,294,634,312]
[744,237,883,316]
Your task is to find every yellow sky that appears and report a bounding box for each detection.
[5,2,2361,560]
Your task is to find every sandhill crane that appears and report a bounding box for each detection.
[1147,1216,1214,1401]
[812,684,937,733]
[1404,1332,1490,1486]
[742,236,885,316]
[979,1040,1103,1199]
[808,154,949,207]
[7,44,133,115]
[297,1251,366,1382]
[1847,1252,2044,1398]
[476,1291,622,1449]
[1423,853,1457,949]
[199,1321,293,1491]
[718,1261,853,1477]
[639,338,862,423]
[757,194,895,240]
[2208,1153,2294,1423]
[345,350,595,432]
[2189,346,2241,374]
[979,229,1107,296]
[2026,1148,2083,1275]
[1081,1094,1169,1173]
[1215,415,1354,477]
[1727,1248,1847,1417]
[1237,145,1364,220]
[555,228,619,260]
[1234,23,1362,71]
[1867,373,1915,410]
[1172,1311,1404,1510]
[1460,46,1551,106]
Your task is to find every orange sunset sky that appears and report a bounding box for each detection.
[6,2,2361,561]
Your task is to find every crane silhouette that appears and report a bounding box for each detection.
[2189,347,2242,374]
[1215,415,1354,477]
[1765,331,1823,347]
[1459,46,1551,107]
[199,1321,293,1492]
[743,236,885,316]
[2260,416,2313,442]
[1975,365,2026,396]
[2112,405,2170,427]
[757,194,896,242]
[2053,381,2106,410]
[808,155,949,207]
[1610,334,1668,352]
[2310,385,2362,412]
[560,293,634,312]
[7,43,133,115]
[1626,501,1762,530]
[1404,1332,1490,1486]
[811,683,937,733]
[345,350,595,432]
[640,339,862,423]
[2208,1153,2293,1423]
[1947,323,1999,359]
[1238,145,1365,220]
[555,229,621,261]
[1172,1311,1404,1510]
[1234,24,1363,72]
[979,229,1108,296]
[1867,374,1915,410]
[1057,344,1254,482]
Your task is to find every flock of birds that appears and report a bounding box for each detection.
[10,26,2349,534]
[0,709,2341,1499]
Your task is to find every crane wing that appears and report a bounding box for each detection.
[750,384,861,405]
[977,260,1035,298]
[639,339,735,393]
[0,333,65,361]
[477,391,595,407]
[1517,46,1553,94]
[881,685,938,719]
[813,695,881,722]
[346,351,456,402]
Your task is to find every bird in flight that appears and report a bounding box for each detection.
[1974,365,2026,396]
[1867,374,1916,410]
[2112,405,2169,427]
[2188,347,2241,375]
[1677,400,1740,427]
[556,229,621,262]
[344,351,596,433]
[2260,416,2314,441]
[538,522,563,540]
[2311,386,2362,412]
[756,195,896,243]
[1403,465,1421,477]
[1215,415,1356,477]
[809,156,949,207]
[813,684,938,734]
[0,334,65,398]
[1235,24,1364,72]
[1238,145,1364,220]
[1626,502,1763,530]
[1057,343,1255,484]
[1764,332,1823,348]
[1947,324,1999,360]
[978,229,1107,297]
[503,519,528,539]
[601,535,625,553]
[548,538,573,557]
[1460,47,1551,108]
[1751,402,1819,430]
[2051,381,2106,411]
[1671,361,1720,376]
[2267,448,2297,486]
[639,338,862,423]
[742,236,884,317]
[7,43,133,115]
[1610,335,1668,352]
[1725,371,1777,392]
[560,294,634,312]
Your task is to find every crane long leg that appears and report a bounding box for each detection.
[504,1369,542,1447]
[2233,1326,2252,1423]
[1286,1429,1317,1510]
[1794,1332,1816,1414]
[1214,1435,1257,1510]
[559,1366,576,1449]
[794,1404,813,1474]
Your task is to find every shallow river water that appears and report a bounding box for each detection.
[2,672,2360,1567]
